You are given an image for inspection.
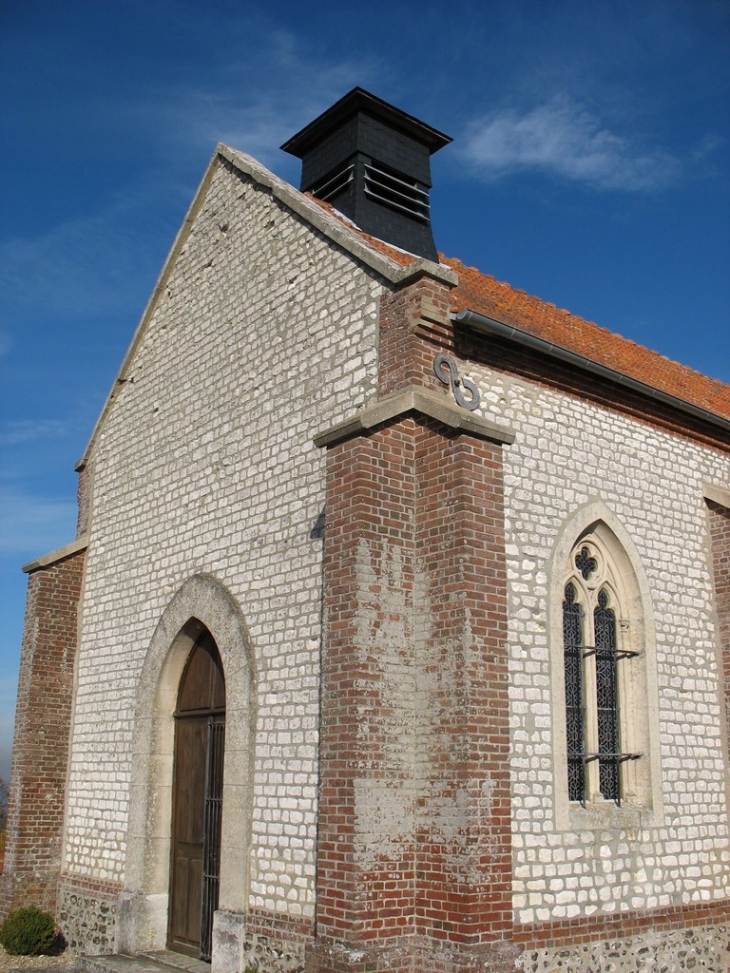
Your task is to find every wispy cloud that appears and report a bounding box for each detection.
[0,39,380,324]
[150,40,380,169]
[460,96,682,191]
[0,488,77,556]
[0,419,71,447]
[0,177,180,320]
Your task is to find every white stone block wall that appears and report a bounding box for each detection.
[467,360,730,925]
[63,158,381,921]
[60,148,730,950]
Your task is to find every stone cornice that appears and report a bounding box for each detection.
[22,535,89,574]
[313,386,515,448]
[703,482,730,509]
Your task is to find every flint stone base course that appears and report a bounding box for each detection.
[521,922,730,973]
[231,909,312,973]
[57,881,120,955]
[306,936,521,973]
[241,930,307,973]
[48,899,730,972]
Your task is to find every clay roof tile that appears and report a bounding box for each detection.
[307,196,730,423]
[444,256,730,422]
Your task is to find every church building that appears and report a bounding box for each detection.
[2,89,729,972]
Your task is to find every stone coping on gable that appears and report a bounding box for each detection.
[22,535,89,574]
[217,145,458,289]
[704,482,730,509]
[313,386,516,448]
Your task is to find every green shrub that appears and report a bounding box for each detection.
[0,906,57,956]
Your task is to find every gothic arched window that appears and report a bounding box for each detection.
[562,539,640,806]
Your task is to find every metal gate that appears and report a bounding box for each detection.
[200,717,225,962]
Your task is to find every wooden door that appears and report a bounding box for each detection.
[168,631,225,960]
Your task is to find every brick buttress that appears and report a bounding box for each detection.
[0,538,87,920]
[309,269,518,972]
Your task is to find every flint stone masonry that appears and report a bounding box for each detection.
[521,922,730,973]
[58,882,119,955]
[463,355,730,927]
[5,108,730,971]
[62,156,380,929]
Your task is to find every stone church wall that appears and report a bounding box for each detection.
[6,138,729,968]
[59,156,381,947]
[461,352,730,958]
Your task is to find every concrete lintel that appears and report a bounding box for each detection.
[704,482,730,509]
[313,386,515,448]
[22,535,89,574]
[217,145,458,289]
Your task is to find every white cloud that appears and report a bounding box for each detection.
[461,96,682,191]
[0,177,178,320]
[0,488,77,556]
[115,25,379,172]
[0,44,379,323]
[0,419,71,447]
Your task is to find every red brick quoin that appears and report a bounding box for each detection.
[309,410,516,972]
[0,545,85,920]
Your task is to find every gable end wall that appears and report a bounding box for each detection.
[56,157,383,961]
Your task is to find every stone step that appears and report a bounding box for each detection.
[77,952,209,973]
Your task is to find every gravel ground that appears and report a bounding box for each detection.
[0,946,77,973]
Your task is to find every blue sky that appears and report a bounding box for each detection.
[0,0,728,780]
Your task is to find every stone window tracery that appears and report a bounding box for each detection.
[550,509,662,829]
[562,535,640,806]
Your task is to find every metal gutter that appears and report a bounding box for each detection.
[452,308,730,436]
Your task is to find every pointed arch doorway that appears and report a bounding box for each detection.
[168,628,226,962]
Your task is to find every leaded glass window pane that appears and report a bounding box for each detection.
[594,589,619,801]
[575,547,597,580]
[563,583,584,802]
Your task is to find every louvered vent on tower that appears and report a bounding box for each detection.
[281,88,451,262]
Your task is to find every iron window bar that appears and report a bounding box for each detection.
[580,751,642,807]
[582,647,639,660]
[584,753,642,762]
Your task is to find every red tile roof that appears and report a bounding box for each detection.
[308,194,730,423]
[445,256,730,423]
[307,194,416,266]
